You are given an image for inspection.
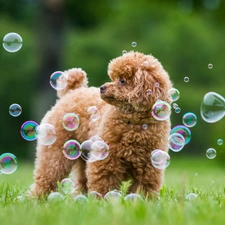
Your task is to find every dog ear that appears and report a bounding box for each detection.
[128,68,171,112]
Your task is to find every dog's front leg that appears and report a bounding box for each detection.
[128,162,164,199]
[86,157,125,196]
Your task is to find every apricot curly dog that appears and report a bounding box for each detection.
[29,51,173,198]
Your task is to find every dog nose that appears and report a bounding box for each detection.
[100,85,106,94]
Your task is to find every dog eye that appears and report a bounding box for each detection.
[119,78,126,84]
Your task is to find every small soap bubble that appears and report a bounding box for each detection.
[36,123,57,146]
[131,41,137,47]
[206,148,216,159]
[172,103,179,109]
[20,120,38,141]
[0,153,18,174]
[87,106,100,122]
[90,141,109,161]
[182,112,197,128]
[195,173,198,176]
[14,195,26,202]
[88,191,102,199]
[185,193,198,201]
[90,135,103,142]
[208,63,213,69]
[47,192,64,203]
[169,133,185,152]
[122,50,127,55]
[168,88,180,102]
[3,32,23,53]
[73,194,88,203]
[142,124,148,130]
[184,76,189,82]
[124,193,144,202]
[63,140,81,160]
[151,100,171,121]
[80,140,93,161]
[143,61,149,66]
[62,113,80,131]
[50,71,68,90]
[151,150,170,169]
[104,190,123,201]
[147,89,152,95]
[171,125,191,145]
[9,103,22,117]
[61,178,75,195]
[217,138,223,146]
[155,82,160,88]
[175,107,181,113]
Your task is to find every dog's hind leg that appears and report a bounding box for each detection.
[29,144,75,198]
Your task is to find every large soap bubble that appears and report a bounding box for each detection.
[200,92,225,123]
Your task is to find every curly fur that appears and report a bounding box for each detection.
[29,51,173,198]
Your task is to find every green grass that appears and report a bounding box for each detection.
[0,156,225,225]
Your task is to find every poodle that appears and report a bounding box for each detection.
[29,51,173,198]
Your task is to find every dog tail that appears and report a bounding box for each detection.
[57,68,88,98]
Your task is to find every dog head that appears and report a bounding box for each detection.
[100,51,173,112]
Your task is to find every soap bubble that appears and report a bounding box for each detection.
[171,125,191,145]
[208,63,213,69]
[124,193,144,202]
[0,153,18,174]
[200,92,225,123]
[14,195,26,203]
[155,82,160,88]
[175,107,181,113]
[63,140,81,160]
[90,141,109,161]
[50,71,68,90]
[172,103,179,109]
[88,191,102,199]
[47,192,64,202]
[73,194,88,203]
[147,89,152,95]
[131,42,137,47]
[9,103,22,117]
[142,124,148,130]
[80,140,93,161]
[90,135,103,142]
[217,138,223,146]
[168,88,180,102]
[20,120,38,141]
[122,50,127,55]
[184,76,189,82]
[62,113,80,131]
[185,193,198,200]
[36,123,57,146]
[61,178,75,195]
[169,133,185,152]
[206,148,216,159]
[87,106,100,122]
[182,112,197,128]
[104,190,123,201]
[151,100,171,121]
[3,32,23,53]
[151,150,170,169]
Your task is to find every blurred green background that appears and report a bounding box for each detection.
[1,0,225,165]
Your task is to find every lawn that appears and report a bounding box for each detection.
[0,155,225,225]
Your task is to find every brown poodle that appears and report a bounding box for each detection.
[29,51,173,198]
